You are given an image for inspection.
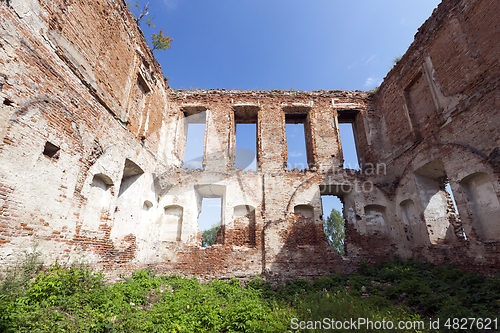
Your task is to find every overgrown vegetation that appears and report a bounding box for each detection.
[1,255,499,332]
[0,249,43,295]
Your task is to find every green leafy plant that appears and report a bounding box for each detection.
[151,28,173,51]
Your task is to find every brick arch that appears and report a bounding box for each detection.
[398,143,492,184]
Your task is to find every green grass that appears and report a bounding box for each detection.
[0,256,499,332]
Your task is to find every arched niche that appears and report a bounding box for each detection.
[294,204,314,219]
[232,204,256,246]
[141,200,154,228]
[161,205,183,242]
[460,172,500,241]
[399,199,425,245]
[234,204,255,217]
[112,159,146,240]
[81,173,114,232]
[364,204,387,235]
[143,200,153,211]
[413,159,456,244]
[118,159,144,197]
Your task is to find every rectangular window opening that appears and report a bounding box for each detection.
[43,141,60,159]
[286,113,308,170]
[183,111,206,169]
[235,123,257,171]
[199,197,222,247]
[321,195,345,256]
[338,122,359,170]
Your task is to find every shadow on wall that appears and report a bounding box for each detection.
[266,204,342,278]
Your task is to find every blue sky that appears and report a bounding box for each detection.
[132,0,442,231]
[135,0,441,91]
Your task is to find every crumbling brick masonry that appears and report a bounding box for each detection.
[1,0,499,279]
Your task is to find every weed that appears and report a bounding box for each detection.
[1,258,499,332]
[0,248,42,295]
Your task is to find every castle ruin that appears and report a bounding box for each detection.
[1,0,500,279]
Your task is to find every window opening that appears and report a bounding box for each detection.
[285,116,308,170]
[43,142,60,159]
[111,159,145,241]
[338,123,359,170]
[143,200,153,211]
[199,197,222,247]
[142,200,153,227]
[235,123,257,170]
[183,110,206,169]
[234,105,259,170]
[183,123,205,169]
[321,195,345,256]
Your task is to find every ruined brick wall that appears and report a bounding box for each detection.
[1,0,500,280]
[362,0,500,274]
[0,0,171,273]
[371,0,500,172]
[155,90,377,279]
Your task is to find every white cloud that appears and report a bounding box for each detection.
[364,77,381,88]
[364,77,375,87]
[365,54,377,64]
